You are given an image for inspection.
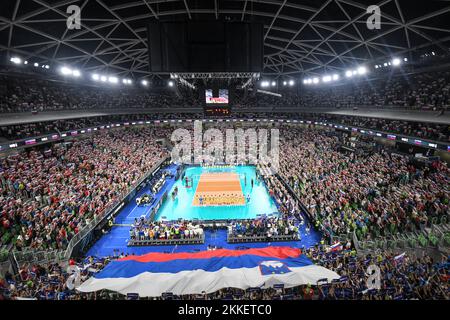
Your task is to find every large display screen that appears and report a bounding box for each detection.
[205,89,229,104]
[148,21,263,73]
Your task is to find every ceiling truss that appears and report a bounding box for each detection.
[0,0,449,79]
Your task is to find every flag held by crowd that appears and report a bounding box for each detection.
[330,242,343,252]
[77,247,340,297]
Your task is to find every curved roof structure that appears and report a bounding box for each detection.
[1,0,450,78]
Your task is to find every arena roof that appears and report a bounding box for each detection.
[1,0,450,78]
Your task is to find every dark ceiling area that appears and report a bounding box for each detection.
[1,0,450,78]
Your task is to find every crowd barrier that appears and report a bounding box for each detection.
[354,215,450,256]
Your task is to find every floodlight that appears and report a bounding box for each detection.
[108,77,118,84]
[168,81,174,87]
[271,81,276,86]
[10,57,22,64]
[11,57,21,64]
[101,76,107,82]
[312,77,319,84]
[289,80,294,86]
[72,70,81,77]
[142,80,148,86]
[60,67,72,75]
[332,74,339,81]
[392,58,401,66]
[323,76,331,83]
[345,70,353,77]
[92,74,100,81]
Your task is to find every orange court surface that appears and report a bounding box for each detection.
[192,172,246,206]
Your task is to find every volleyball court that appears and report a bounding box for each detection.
[192,172,246,206]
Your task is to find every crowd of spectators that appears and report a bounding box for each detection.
[237,70,450,111]
[278,128,450,241]
[228,217,299,238]
[1,110,448,144]
[0,73,201,113]
[311,113,449,142]
[0,113,200,141]
[1,68,450,115]
[130,218,204,241]
[1,246,447,300]
[0,127,167,250]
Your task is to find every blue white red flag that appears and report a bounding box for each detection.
[77,247,339,297]
[330,242,343,252]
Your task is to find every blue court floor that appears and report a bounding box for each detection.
[86,164,323,258]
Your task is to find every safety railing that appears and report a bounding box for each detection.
[13,248,66,266]
[355,217,450,256]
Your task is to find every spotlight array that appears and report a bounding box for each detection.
[374,57,408,69]
[9,56,149,89]
[10,57,22,64]
[91,73,137,86]
[108,77,118,84]
[304,65,366,86]
[60,66,81,77]
[259,79,295,87]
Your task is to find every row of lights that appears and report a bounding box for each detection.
[304,74,339,85]
[10,56,151,88]
[10,57,50,69]
[60,67,151,87]
[303,66,367,86]
[421,52,436,58]
[374,57,407,69]
[60,66,81,77]
[344,66,367,78]
[260,80,295,87]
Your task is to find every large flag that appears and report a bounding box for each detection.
[77,247,340,297]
